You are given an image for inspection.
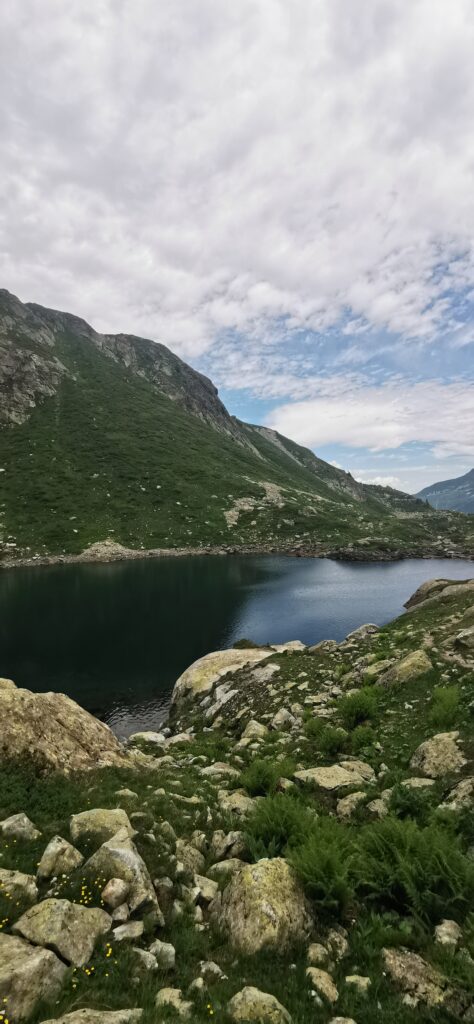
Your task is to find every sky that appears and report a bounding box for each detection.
[1,0,473,493]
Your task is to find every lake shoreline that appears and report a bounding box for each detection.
[1,537,472,571]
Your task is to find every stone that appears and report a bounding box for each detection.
[295,761,373,792]
[115,789,139,801]
[113,920,144,942]
[346,624,379,640]
[37,836,84,880]
[377,650,432,688]
[0,685,128,773]
[218,789,259,817]
[0,868,37,904]
[127,731,165,748]
[101,877,130,909]
[270,708,296,731]
[326,927,349,961]
[175,839,205,875]
[149,938,176,970]
[401,777,436,790]
[307,942,329,966]
[13,898,111,967]
[345,975,371,994]
[410,732,466,778]
[201,761,240,780]
[0,932,67,1022]
[84,827,158,913]
[454,627,474,651]
[364,660,393,680]
[329,1019,357,1024]
[336,791,366,818]
[112,903,129,923]
[166,732,195,747]
[130,947,157,975]
[434,920,462,947]
[0,813,40,841]
[199,960,226,984]
[306,967,338,1003]
[155,987,193,1019]
[211,857,311,954]
[308,640,338,654]
[207,858,244,881]
[210,829,246,861]
[241,719,269,741]
[439,777,474,810]
[40,1013,143,1024]
[70,808,134,846]
[383,947,452,1007]
[195,873,219,904]
[171,648,273,706]
[227,986,292,1023]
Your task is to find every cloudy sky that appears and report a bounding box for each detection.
[1,0,473,492]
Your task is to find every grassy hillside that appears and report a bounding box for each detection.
[0,291,472,560]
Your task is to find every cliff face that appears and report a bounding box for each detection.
[417,469,474,514]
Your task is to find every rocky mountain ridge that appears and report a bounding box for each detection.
[417,469,474,515]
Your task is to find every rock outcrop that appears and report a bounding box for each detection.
[13,899,111,967]
[171,648,273,707]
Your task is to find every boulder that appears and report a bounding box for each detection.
[37,836,83,880]
[227,986,292,1023]
[434,920,462,947]
[113,921,144,942]
[377,650,432,688]
[270,708,296,731]
[306,967,338,1002]
[410,732,466,778]
[127,731,165,748]
[101,877,130,909]
[155,988,193,1019]
[207,858,244,882]
[40,1013,143,1024]
[307,942,330,966]
[149,938,176,970]
[404,579,474,612]
[13,898,111,967]
[454,627,474,651]
[211,857,311,954]
[241,720,269,741]
[439,777,474,811]
[0,932,67,1021]
[294,761,373,792]
[0,868,37,904]
[210,829,246,861]
[382,947,464,1010]
[336,791,366,818]
[218,789,259,817]
[345,624,379,641]
[70,808,134,846]
[85,828,158,913]
[175,839,205,875]
[0,813,41,841]
[0,685,128,773]
[171,648,273,706]
[195,874,219,904]
[0,678,16,691]
[345,975,370,994]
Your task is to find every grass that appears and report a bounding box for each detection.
[239,757,296,796]
[339,686,379,730]
[429,685,460,728]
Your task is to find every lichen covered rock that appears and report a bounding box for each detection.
[227,986,292,1023]
[0,932,67,1022]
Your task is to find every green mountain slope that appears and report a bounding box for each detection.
[0,289,472,561]
[417,469,474,514]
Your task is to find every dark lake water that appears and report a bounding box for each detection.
[0,555,472,738]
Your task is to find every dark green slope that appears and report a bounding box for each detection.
[0,290,472,559]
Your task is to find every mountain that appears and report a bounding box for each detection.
[416,469,474,514]
[0,288,472,561]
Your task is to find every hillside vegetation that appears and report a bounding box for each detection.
[0,288,472,562]
[1,577,474,1023]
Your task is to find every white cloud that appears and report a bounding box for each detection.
[268,379,474,456]
[0,0,473,362]
[355,473,403,489]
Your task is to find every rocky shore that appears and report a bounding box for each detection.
[0,576,474,1023]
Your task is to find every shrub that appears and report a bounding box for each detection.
[355,817,474,924]
[245,793,315,859]
[289,816,355,918]
[429,685,460,728]
[318,726,348,757]
[389,784,435,826]
[351,724,376,754]
[339,686,379,730]
[304,717,324,741]
[239,757,295,797]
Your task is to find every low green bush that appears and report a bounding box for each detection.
[389,784,436,826]
[429,685,460,728]
[351,724,376,754]
[305,719,348,756]
[245,793,315,859]
[239,757,295,797]
[339,686,379,730]
[355,817,474,924]
[289,816,355,918]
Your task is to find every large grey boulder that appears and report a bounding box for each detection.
[0,813,41,841]
[37,836,84,880]
[377,650,432,688]
[227,986,292,1023]
[211,857,311,955]
[0,868,37,904]
[171,648,272,707]
[410,732,466,778]
[70,808,134,846]
[85,827,158,913]
[294,761,374,792]
[13,898,111,967]
[0,932,67,1021]
[382,947,470,1013]
[439,777,474,811]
